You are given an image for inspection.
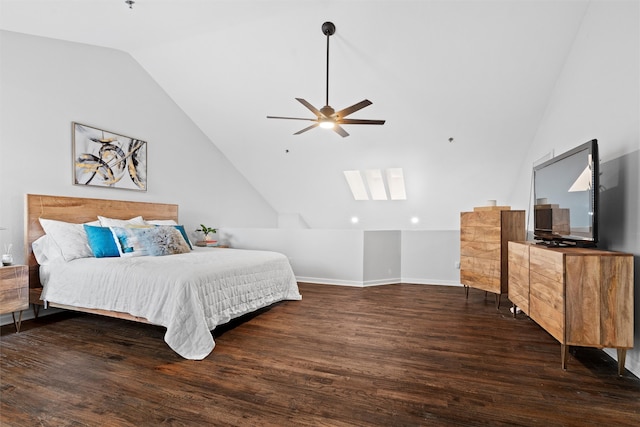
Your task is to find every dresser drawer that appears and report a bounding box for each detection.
[0,265,29,314]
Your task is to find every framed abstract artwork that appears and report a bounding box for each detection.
[72,122,147,191]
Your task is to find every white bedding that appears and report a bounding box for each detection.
[39,247,301,359]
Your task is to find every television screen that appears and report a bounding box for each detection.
[533,139,598,246]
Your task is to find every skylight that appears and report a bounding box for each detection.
[343,170,369,200]
[386,168,406,200]
[344,168,407,201]
[365,169,387,200]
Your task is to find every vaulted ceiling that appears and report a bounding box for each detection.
[0,0,591,229]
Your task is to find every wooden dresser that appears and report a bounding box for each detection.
[508,241,634,374]
[460,206,525,308]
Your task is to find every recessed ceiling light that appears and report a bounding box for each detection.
[411,217,419,224]
[351,216,359,224]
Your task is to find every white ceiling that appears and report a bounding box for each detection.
[0,0,591,229]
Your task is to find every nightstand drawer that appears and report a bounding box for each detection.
[0,265,29,314]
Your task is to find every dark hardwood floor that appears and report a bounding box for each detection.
[1,283,639,426]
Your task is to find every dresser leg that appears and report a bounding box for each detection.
[11,311,23,333]
[561,344,568,370]
[617,349,627,376]
[464,285,469,299]
[495,294,501,310]
[32,303,40,318]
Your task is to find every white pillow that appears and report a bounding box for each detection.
[39,218,100,262]
[146,219,178,225]
[98,215,146,227]
[32,234,64,265]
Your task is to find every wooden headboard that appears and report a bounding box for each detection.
[25,194,179,290]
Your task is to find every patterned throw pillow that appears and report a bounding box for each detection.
[110,225,191,257]
[170,225,193,249]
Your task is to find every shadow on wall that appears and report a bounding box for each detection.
[598,149,638,251]
[597,148,639,378]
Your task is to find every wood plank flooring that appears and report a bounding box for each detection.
[1,283,639,426]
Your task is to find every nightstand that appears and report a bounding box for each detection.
[0,265,29,332]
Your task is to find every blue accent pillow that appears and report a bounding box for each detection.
[83,225,121,258]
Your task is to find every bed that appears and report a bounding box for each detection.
[25,194,301,359]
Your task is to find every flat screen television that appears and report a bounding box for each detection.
[533,139,599,247]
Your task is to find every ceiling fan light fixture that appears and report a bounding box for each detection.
[320,119,335,129]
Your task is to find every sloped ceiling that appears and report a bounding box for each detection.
[0,0,590,229]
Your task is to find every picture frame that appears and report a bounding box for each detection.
[72,122,147,191]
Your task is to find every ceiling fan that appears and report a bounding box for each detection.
[267,22,385,138]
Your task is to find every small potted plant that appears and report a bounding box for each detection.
[195,224,217,242]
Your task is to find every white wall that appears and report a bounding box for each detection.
[509,0,640,378]
[363,231,401,285]
[219,228,462,288]
[510,0,639,204]
[0,31,278,267]
[401,230,461,286]
[220,228,366,286]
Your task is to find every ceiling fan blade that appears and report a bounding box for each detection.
[294,123,320,135]
[339,118,386,125]
[333,125,349,137]
[296,98,323,117]
[267,115,317,121]
[335,100,372,118]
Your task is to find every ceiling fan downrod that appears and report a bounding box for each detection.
[322,22,336,108]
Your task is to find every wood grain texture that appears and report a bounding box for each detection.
[565,255,600,346]
[529,245,564,283]
[0,265,28,313]
[2,283,639,426]
[472,205,512,211]
[507,241,529,314]
[529,270,565,343]
[500,210,525,292]
[598,254,634,348]
[509,243,633,372]
[529,246,566,343]
[460,208,524,295]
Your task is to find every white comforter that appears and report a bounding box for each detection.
[40,247,301,359]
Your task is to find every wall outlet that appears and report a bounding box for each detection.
[455,260,460,269]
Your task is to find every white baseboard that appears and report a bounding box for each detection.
[295,276,463,288]
[401,278,462,287]
[294,276,365,287]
